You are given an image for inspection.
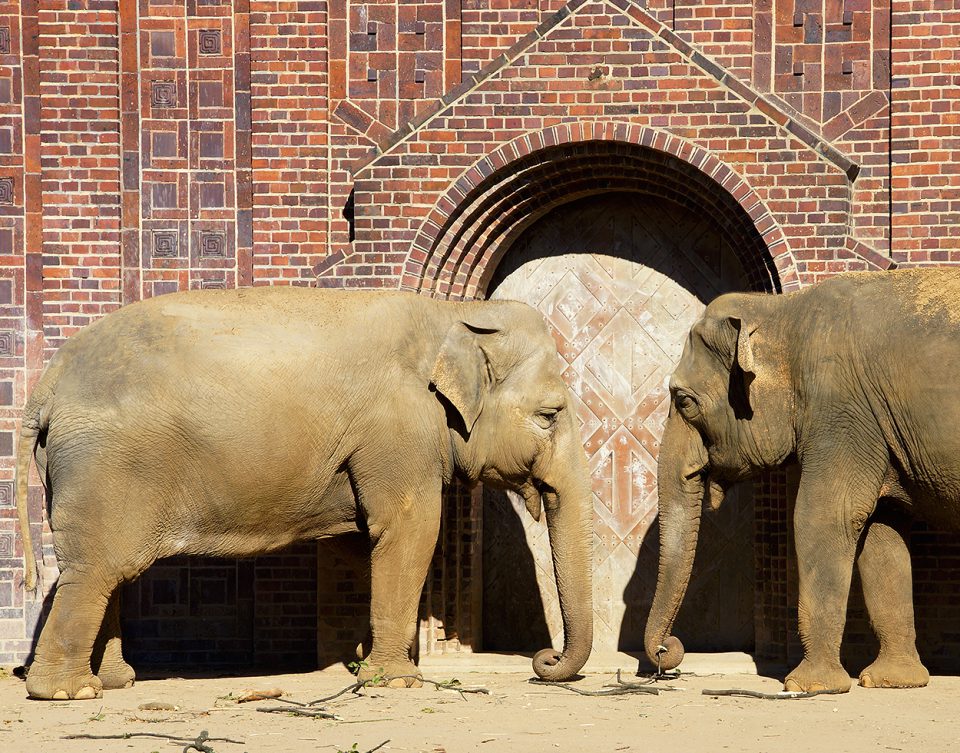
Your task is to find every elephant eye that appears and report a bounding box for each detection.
[534,408,560,430]
[674,393,701,419]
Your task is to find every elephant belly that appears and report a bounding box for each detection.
[168,465,362,557]
[45,404,363,560]
[886,445,960,532]
[900,479,960,532]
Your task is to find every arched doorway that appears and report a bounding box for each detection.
[403,131,790,660]
[483,190,760,654]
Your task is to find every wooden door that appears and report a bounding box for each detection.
[483,193,754,653]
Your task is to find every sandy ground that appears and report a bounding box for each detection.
[1,657,958,753]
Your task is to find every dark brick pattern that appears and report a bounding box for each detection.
[2,0,958,674]
[121,543,319,669]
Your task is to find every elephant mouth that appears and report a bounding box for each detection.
[519,478,558,522]
[519,483,544,522]
[706,476,728,511]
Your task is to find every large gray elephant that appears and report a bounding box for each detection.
[644,269,960,693]
[15,288,593,700]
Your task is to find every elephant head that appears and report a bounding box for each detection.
[431,300,593,682]
[644,293,793,670]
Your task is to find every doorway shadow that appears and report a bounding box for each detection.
[619,481,756,673]
[481,486,552,652]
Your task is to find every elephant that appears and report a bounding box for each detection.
[643,268,960,693]
[14,287,593,700]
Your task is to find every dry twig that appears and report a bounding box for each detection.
[529,679,661,696]
[605,668,658,688]
[62,729,244,750]
[304,677,488,707]
[702,688,845,700]
[309,681,368,706]
[387,676,490,699]
[257,705,343,720]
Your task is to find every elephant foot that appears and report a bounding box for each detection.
[97,660,136,691]
[26,666,103,701]
[859,655,929,689]
[784,658,852,694]
[357,660,423,688]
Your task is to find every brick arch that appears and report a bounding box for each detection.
[400,122,797,299]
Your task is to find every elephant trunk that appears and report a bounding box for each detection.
[532,425,594,681]
[643,414,710,672]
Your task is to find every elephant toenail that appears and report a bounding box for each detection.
[52,690,69,700]
[74,686,98,700]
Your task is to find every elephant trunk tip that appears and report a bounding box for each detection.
[532,647,587,682]
[646,635,685,672]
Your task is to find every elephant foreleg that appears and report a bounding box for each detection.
[91,590,136,690]
[856,506,929,688]
[359,484,442,689]
[785,469,881,693]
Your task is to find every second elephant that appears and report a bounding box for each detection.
[644,268,960,693]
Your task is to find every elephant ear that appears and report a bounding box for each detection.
[727,316,757,418]
[431,322,499,433]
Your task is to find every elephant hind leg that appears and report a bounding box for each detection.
[26,567,115,700]
[857,506,929,689]
[91,590,136,690]
[27,489,157,700]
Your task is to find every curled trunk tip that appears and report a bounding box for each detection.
[645,635,685,672]
[532,646,588,682]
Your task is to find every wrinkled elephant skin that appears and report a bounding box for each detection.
[644,269,960,693]
[15,288,593,699]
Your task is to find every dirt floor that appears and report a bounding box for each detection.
[1,657,958,753]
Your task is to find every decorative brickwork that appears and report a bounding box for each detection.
[396,128,790,298]
[890,2,960,264]
[2,0,958,676]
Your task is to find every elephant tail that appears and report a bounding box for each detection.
[15,363,59,594]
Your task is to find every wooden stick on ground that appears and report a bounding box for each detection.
[62,730,244,749]
[529,679,661,696]
[702,688,845,700]
[257,705,343,720]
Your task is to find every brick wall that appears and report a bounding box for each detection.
[39,1,122,356]
[1,0,958,677]
[890,1,960,263]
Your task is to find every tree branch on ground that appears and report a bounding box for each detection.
[257,705,343,720]
[62,729,243,750]
[702,688,845,700]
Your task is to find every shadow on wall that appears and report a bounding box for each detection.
[26,535,382,679]
[481,486,552,653]
[21,536,377,679]
[619,480,755,669]
[19,584,56,674]
[842,515,960,678]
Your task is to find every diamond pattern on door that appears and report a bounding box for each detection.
[482,193,754,653]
